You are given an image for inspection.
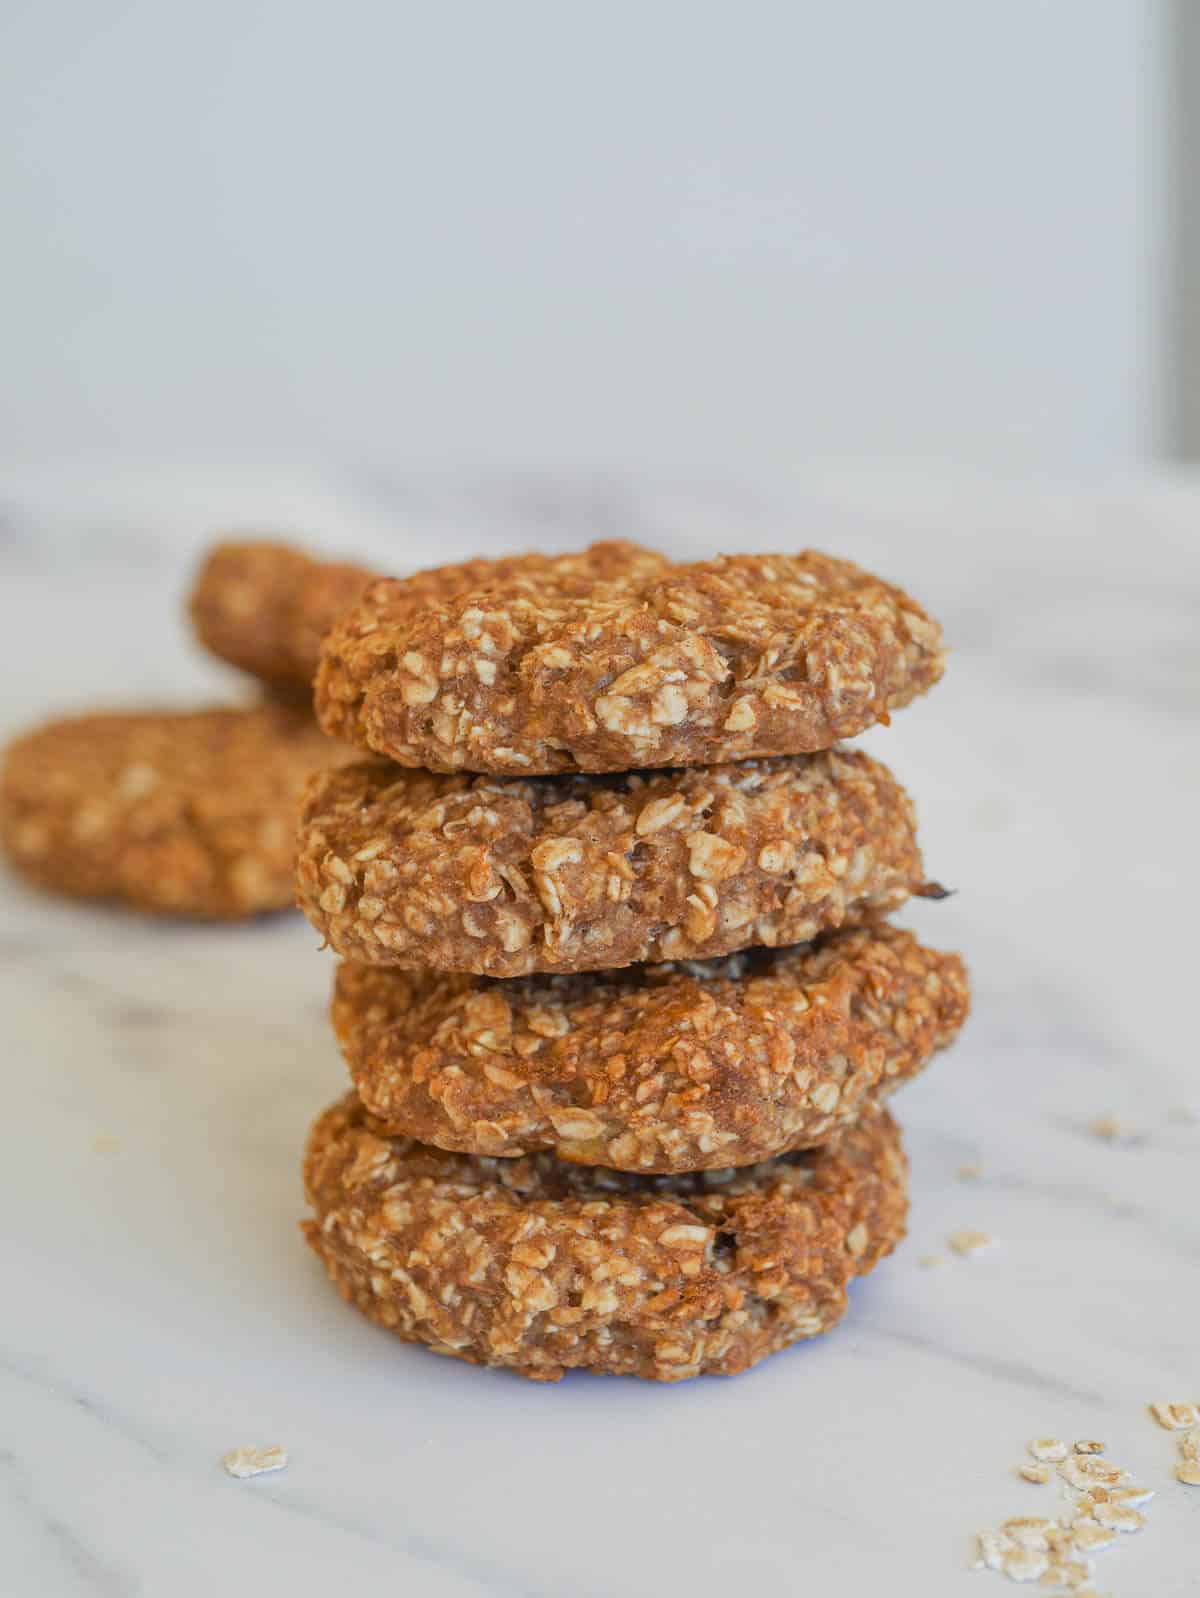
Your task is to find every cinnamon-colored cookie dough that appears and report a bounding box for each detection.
[297,749,925,977]
[302,1091,909,1381]
[0,704,333,917]
[316,545,943,773]
[330,922,968,1172]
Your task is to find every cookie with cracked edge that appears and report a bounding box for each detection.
[316,545,944,773]
[330,922,968,1172]
[302,1091,909,1381]
[297,748,926,977]
[0,704,336,918]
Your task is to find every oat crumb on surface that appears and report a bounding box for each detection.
[222,1445,288,1479]
[1106,1485,1154,1506]
[1029,1438,1068,1462]
[919,1253,946,1268]
[1087,1115,1132,1142]
[1018,1463,1052,1484]
[1149,1401,1200,1430]
[948,1229,992,1256]
[1089,1502,1144,1533]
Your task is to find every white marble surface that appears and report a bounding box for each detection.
[1,466,1197,1596]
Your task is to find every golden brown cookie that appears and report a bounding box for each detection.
[316,545,943,774]
[297,749,925,977]
[330,922,968,1172]
[189,541,376,687]
[0,704,334,917]
[302,1091,908,1381]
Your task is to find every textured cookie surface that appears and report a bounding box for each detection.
[0,704,334,917]
[189,541,376,686]
[303,1092,908,1381]
[297,749,924,976]
[316,544,943,773]
[331,922,968,1171]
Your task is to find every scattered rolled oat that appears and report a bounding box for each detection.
[1087,1115,1123,1141]
[1179,1431,1199,1463]
[958,1163,983,1181]
[1069,1522,1117,1553]
[948,1229,993,1256]
[1088,1502,1144,1533]
[975,1529,1010,1571]
[1046,1560,1093,1590]
[1176,1461,1200,1486]
[976,1434,1154,1591]
[1058,1456,1127,1490]
[1001,1547,1047,1581]
[222,1445,288,1479]
[1106,1485,1154,1506]
[1002,1516,1054,1548]
[919,1253,946,1269]
[1149,1401,1200,1430]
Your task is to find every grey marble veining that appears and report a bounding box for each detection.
[0,466,1197,1596]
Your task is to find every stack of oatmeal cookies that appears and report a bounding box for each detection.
[288,540,968,1382]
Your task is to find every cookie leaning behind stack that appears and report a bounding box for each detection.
[0,532,367,920]
[1,703,334,917]
[292,539,969,1381]
[0,537,379,920]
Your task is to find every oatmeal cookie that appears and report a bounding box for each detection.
[0,704,334,917]
[189,541,375,687]
[302,1091,908,1380]
[331,922,968,1172]
[316,546,943,773]
[297,749,925,977]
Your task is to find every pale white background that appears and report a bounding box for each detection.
[0,0,1169,476]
